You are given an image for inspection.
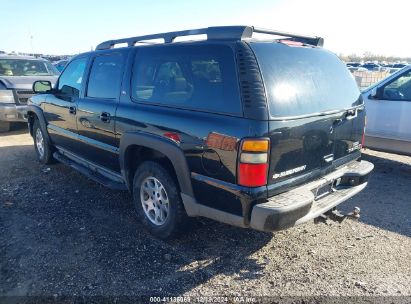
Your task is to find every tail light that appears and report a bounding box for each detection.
[238,139,269,187]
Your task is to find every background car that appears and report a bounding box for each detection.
[0,55,59,131]
[53,59,69,72]
[387,63,408,73]
[360,62,382,71]
[346,62,362,72]
[362,65,411,155]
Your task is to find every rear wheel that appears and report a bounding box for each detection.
[33,119,54,164]
[133,161,188,239]
[0,121,11,132]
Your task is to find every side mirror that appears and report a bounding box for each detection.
[33,80,52,93]
[368,88,377,99]
[369,87,383,100]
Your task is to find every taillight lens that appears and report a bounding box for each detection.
[238,163,268,187]
[242,140,269,152]
[238,139,269,187]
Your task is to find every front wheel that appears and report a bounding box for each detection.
[33,119,54,164]
[133,161,188,239]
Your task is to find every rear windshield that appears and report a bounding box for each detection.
[250,42,362,118]
[0,59,59,76]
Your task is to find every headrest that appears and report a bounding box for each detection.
[173,77,187,91]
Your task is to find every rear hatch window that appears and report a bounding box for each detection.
[250,42,365,193]
[250,42,362,118]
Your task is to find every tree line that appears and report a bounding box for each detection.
[339,52,410,63]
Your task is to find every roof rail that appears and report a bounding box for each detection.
[95,26,323,50]
[251,27,324,47]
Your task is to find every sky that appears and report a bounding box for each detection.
[0,0,409,57]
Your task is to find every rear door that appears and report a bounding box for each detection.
[75,51,126,172]
[250,42,364,190]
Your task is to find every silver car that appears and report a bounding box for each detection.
[362,65,411,155]
[0,55,59,132]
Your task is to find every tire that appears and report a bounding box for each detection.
[133,161,188,239]
[0,121,11,132]
[33,119,54,164]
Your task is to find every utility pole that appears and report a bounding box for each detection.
[29,27,34,56]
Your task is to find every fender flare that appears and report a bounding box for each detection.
[119,132,194,197]
[26,104,48,137]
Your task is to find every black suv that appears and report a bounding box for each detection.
[27,26,373,239]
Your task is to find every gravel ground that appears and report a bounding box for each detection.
[0,125,410,301]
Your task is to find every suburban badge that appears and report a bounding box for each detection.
[273,165,307,179]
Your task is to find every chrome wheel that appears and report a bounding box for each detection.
[35,128,45,159]
[140,176,170,226]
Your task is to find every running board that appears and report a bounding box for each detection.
[53,151,127,191]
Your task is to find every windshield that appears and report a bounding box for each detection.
[250,42,362,118]
[0,59,60,76]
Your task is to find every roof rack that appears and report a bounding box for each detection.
[95,26,324,50]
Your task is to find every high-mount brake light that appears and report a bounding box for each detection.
[278,40,304,46]
[238,139,269,187]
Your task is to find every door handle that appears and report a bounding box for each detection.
[100,112,111,123]
[69,106,76,115]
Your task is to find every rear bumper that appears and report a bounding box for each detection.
[249,160,374,231]
[0,104,27,122]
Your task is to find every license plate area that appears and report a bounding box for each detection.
[313,182,334,200]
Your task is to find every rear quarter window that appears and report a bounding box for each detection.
[131,44,242,115]
[250,42,362,118]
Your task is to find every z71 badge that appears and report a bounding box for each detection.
[273,165,307,179]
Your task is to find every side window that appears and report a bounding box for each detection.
[87,54,124,99]
[131,45,242,115]
[382,70,411,101]
[57,57,87,97]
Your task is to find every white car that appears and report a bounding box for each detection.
[362,65,411,155]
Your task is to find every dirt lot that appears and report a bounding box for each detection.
[1,125,410,301]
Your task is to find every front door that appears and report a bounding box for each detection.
[366,69,411,143]
[45,56,88,151]
[75,52,125,172]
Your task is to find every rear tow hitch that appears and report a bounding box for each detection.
[314,207,361,224]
